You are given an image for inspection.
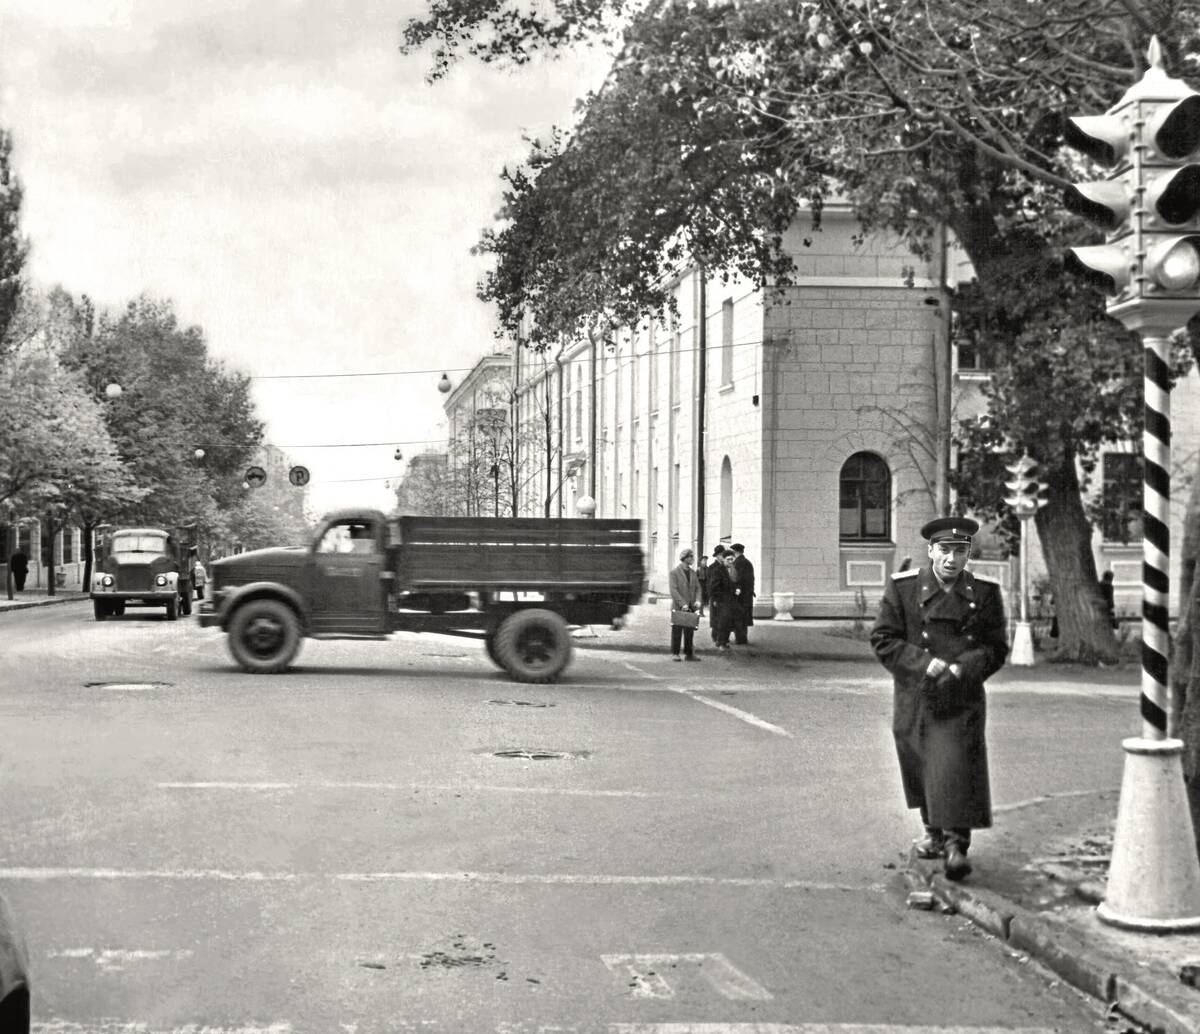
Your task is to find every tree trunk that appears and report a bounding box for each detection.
[1034,447,1119,664]
[81,519,95,593]
[1172,467,1200,859]
[44,513,57,597]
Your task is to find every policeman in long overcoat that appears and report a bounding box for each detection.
[869,517,1008,881]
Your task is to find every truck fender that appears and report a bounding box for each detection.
[220,583,308,633]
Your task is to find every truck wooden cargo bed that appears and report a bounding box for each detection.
[391,516,644,596]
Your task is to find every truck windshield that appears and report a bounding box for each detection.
[111,534,169,555]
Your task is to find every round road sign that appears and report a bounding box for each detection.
[244,465,266,488]
[288,465,310,487]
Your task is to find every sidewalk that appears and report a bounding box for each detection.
[582,604,1200,1034]
[0,590,89,613]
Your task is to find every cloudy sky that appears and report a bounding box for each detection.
[0,0,609,514]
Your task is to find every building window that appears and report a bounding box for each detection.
[1101,452,1142,543]
[574,363,583,444]
[839,452,891,541]
[649,322,659,414]
[62,527,74,564]
[720,456,733,542]
[721,299,734,387]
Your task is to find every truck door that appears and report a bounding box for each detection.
[309,518,387,635]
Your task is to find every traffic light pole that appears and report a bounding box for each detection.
[1094,316,1200,932]
[1063,39,1200,931]
[1140,333,1172,740]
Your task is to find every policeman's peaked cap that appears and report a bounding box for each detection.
[920,516,979,544]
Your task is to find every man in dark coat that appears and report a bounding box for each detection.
[707,545,734,650]
[729,543,755,644]
[8,550,28,592]
[869,516,1008,881]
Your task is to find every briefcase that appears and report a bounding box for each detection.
[671,609,700,629]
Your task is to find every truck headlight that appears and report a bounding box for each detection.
[155,574,167,586]
[103,575,114,587]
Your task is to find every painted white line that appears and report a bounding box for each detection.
[609,1027,1058,1034]
[623,661,662,681]
[994,787,1118,814]
[602,953,772,1002]
[678,690,793,737]
[0,868,298,882]
[157,781,669,798]
[34,1024,292,1034]
[0,867,881,892]
[46,947,195,971]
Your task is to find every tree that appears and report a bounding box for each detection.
[0,338,139,598]
[402,0,1200,661]
[56,292,264,542]
[0,126,28,354]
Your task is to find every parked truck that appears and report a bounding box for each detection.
[198,510,645,682]
[91,525,195,621]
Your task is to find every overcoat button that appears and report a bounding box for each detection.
[921,631,929,639]
[969,602,976,609]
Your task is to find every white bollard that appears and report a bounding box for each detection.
[1010,620,1035,666]
[1098,737,1200,932]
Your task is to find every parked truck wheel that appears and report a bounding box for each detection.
[93,600,110,621]
[227,599,301,674]
[166,594,179,621]
[493,608,573,683]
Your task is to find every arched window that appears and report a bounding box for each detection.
[719,456,733,542]
[840,452,891,541]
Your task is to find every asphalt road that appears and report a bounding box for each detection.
[0,601,1139,1033]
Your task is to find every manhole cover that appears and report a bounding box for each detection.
[486,699,556,708]
[83,681,172,691]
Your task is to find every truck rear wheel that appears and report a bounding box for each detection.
[493,609,573,683]
[228,599,301,674]
[484,633,503,669]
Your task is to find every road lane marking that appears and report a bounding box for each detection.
[157,781,669,798]
[603,953,772,1001]
[623,662,662,681]
[994,787,1118,814]
[46,947,195,971]
[0,867,881,892]
[676,690,792,737]
[609,1027,1059,1033]
[34,1024,292,1034]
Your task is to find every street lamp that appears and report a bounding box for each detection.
[194,449,205,461]
[394,448,403,461]
[104,382,122,399]
[437,373,452,394]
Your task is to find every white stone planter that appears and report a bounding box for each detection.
[772,591,795,621]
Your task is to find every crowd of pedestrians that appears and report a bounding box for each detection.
[668,541,756,658]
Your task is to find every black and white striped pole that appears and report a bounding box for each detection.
[1004,456,1047,667]
[1063,38,1200,931]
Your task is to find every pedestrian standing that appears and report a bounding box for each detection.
[696,555,709,616]
[9,549,28,592]
[1099,570,1117,630]
[669,548,702,662]
[707,545,734,650]
[730,543,755,645]
[869,517,1008,882]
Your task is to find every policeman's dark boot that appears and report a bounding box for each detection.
[944,830,972,881]
[914,826,946,859]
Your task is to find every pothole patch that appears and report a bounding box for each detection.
[84,681,173,691]
[486,699,556,708]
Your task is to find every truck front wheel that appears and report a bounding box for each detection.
[93,600,110,621]
[228,599,301,674]
[493,609,573,683]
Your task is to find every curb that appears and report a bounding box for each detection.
[907,853,1200,1034]
[0,596,88,615]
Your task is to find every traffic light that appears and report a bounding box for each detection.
[1063,39,1200,318]
[1004,456,1048,519]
